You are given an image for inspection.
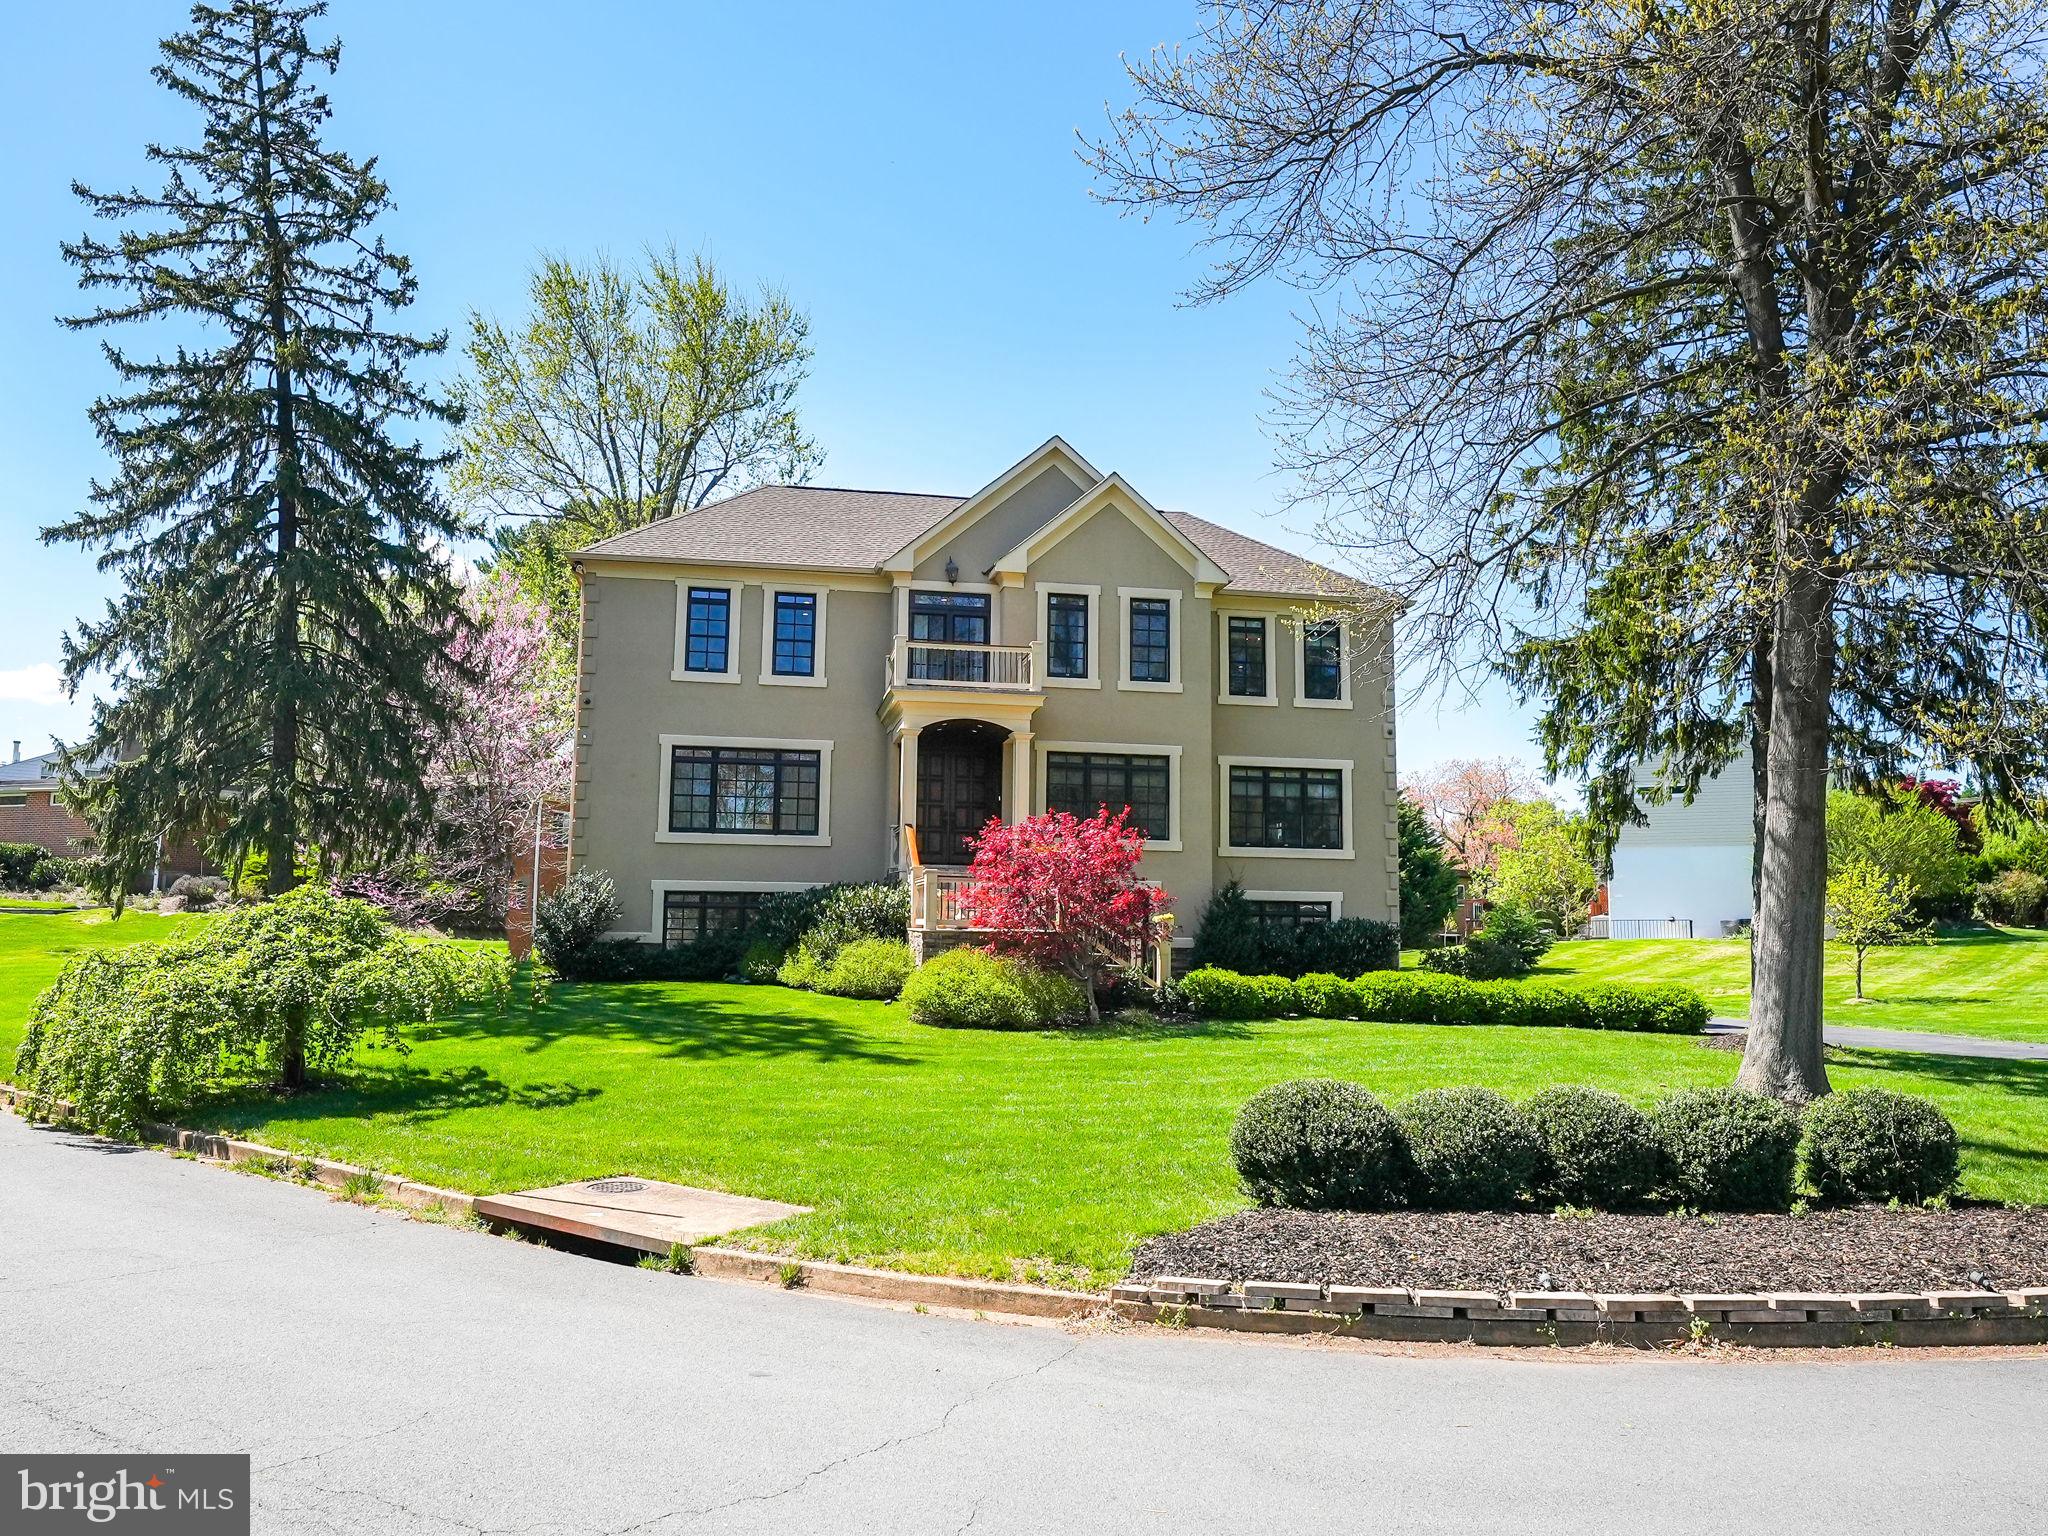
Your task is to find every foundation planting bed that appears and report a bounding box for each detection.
[1129,1205,2048,1297]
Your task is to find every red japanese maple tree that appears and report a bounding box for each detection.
[958,808,1172,1023]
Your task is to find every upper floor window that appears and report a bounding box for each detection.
[1046,592,1090,679]
[908,590,991,683]
[1128,597,1172,682]
[771,591,817,677]
[0,793,24,809]
[1301,620,1345,702]
[1226,616,1268,698]
[1045,751,1171,842]
[669,745,820,836]
[683,587,732,674]
[1228,764,1344,850]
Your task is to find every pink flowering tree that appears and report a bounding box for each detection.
[339,575,572,929]
[958,808,1173,1024]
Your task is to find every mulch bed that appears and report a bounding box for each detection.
[1129,1206,2048,1295]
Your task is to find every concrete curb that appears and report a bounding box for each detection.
[8,1086,2044,1347]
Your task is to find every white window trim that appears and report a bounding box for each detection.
[895,579,1003,644]
[1216,610,1278,706]
[1292,615,1354,709]
[672,580,743,683]
[759,584,828,687]
[656,733,833,846]
[1218,754,1356,860]
[1036,582,1101,688]
[1240,888,1346,920]
[637,878,814,946]
[1033,739,1184,851]
[1117,586,1183,693]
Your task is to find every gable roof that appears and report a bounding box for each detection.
[574,450,1371,600]
[989,473,1230,586]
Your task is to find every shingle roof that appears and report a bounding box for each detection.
[0,749,91,786]
[576,486,963,572]
[576,482,1366,599]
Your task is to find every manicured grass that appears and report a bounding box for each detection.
[0,910,208,1059]
[169,983,2048,1285]
[1537,931,2048,1043]
[6,917,2044,1286]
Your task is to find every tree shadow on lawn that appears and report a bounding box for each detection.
[1835,1047,2048,1104]
[195,1064,604,1129]
[418,983,918,1067]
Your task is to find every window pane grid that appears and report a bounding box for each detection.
[663,889,768,947]
[908,591,991,682]
[772,592,816,676]
[1128,598,1171,682]
[1302,620,1343,700]
[1045,751,1170,841]
[670,746,820,835]
[1228,765,1344,849]
[1046,592,1089,678]
[1248,899,1333,929]
[684,588,731,672]
[1227,616,1267,697]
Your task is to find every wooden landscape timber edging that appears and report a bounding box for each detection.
[5,1083,2044,1346]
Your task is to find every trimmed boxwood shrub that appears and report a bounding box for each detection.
[899,947,1086,1029]
[1651,1088,1801,1210]
[1801,1088,1960,1205]
[1292,972,1359,1019]
[1179,967,1295,1020]
[1230,1079,1410,1209]
[1396,1087,1543,1209]
[1525,1085,1663,1207]
[815,937,914,1000]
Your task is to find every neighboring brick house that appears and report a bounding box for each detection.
[568,436,1403,959]
[0,744,208,891]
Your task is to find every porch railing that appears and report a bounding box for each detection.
[908,867,988,931]
[886,638,1040,692]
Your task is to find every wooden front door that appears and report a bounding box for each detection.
[916,728,1004,865]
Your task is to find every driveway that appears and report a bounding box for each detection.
[2,1111,2045,1535]
[1705,1016,2048,1060]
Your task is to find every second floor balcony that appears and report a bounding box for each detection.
[886,637,1043,693]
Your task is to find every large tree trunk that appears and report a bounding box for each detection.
[1739,557,1834,1100]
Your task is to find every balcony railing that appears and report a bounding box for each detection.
[886,638,1040,692]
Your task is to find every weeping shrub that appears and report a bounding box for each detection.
[14,886,510,1137]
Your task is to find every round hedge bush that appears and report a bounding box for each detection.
[1650,1087,1801,1210]
[1396,1087,1542,1209]
[816,937,914,1000]
[1292,972,1359,1019]
[898,947,1085,1028]
[1180,967,1295,1020]
[1524,1085,1663,1207]
[1230,1079,1411,1210]
[1801,1088,1960,1205]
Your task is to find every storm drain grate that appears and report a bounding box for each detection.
[584,1178,647,1194]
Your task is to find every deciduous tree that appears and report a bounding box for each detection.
[1825,859,1926,999]
[1093,0,2048,1098]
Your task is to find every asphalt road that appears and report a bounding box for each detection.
[1705,1016,2048,1060]
[3,1111,2045,1535]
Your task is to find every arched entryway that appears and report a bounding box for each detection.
[915,720,1007,865]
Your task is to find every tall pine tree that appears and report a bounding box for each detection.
[49,1,468,918]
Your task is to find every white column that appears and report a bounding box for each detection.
[1009,729,1034,824]
[897,724,922,867]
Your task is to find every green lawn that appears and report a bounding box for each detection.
[6,910,2046,1286]
[0,910,206,1051]
[1537,930,2048,1043]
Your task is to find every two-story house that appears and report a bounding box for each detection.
[567,437,1401,959]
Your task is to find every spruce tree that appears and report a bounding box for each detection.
[48,1,468,930]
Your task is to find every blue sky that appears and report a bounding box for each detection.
[0,0,1539,771]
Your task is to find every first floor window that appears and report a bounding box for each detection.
[684,587,732,673]
[1128,597,1172,682]
[772,591,817,676]
[1302,620,1344,700]
[663,889,768,947]
[669,745,821,835]
[1226,615,1267,697]
[1045,751,1171,841]
[1248,898,1333,929]
[1046,591,1089,678]
[1228,764,1344,850]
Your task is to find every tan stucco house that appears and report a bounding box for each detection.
[568,437,1401,957]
